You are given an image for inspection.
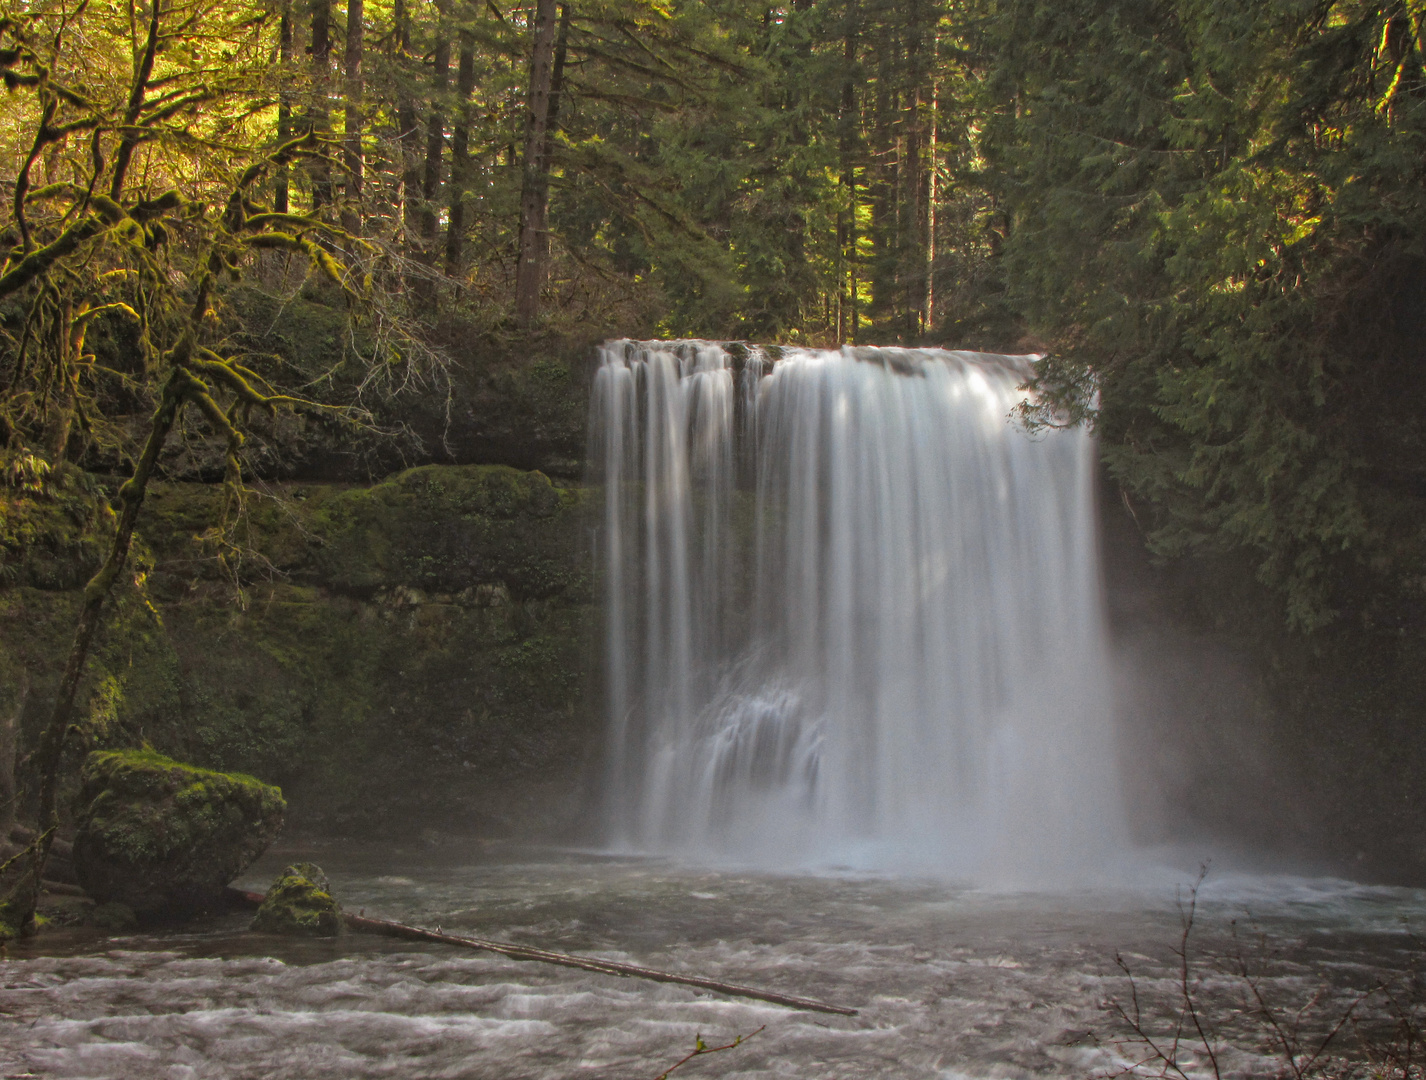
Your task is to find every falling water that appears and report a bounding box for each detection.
[590,340,1124,880]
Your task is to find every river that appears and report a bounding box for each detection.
[2,842,1422,1079]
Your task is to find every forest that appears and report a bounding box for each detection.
[0,0,1423,930]
[0,0,1424,1074]
[0,0,1417,624]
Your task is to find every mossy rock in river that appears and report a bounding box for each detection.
[251,862,342,937]
[72,750,285,919]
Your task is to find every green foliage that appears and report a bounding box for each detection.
[984,0,1426,629]
[0,453,114,590]
[2,453,51,498]
[310,464,586,598]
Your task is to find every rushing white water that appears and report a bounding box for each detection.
[5,844,1424,1080]
[590,341,1124,878]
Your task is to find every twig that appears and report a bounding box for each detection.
[653,1025,765,1080]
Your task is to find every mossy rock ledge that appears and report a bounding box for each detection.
[72,750,285,919]
[252,862,342,937]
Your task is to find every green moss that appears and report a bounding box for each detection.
[2,460,598,840]
[0,895,33,941]
[251,862,342,937]
[0,454,116,590]
[73,750,285,918]
[310,464,588,599]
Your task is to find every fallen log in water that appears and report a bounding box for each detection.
[232,889,857,1016]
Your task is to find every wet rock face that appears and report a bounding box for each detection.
[2,462,596,844]
[72,750,285,919]
[251,862,342,937]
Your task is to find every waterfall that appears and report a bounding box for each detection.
[590,340,1125,879]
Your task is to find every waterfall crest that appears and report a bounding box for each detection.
[590,340,1124,879]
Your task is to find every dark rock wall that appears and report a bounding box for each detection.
[1102,478,1426,884]
[0,464,599,840]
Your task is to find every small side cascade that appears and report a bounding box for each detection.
[589,339,1125,880]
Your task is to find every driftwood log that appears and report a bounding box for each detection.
[233,889,857,1016]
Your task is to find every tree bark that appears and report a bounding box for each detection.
[309,0,333,209]
[342,0,364,235]
[924,71,937,339]
[868,37,896,333]
[548,5,570,132]
[275,0,294,214]
[394,0,422,248]
[839,11,858,344]
[514,0,560,326]
[900,0,924,341]
[445,18,477,277]
[415,0,451,303]
[421,2,451,249]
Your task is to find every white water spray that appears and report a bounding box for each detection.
[590,340,1124,879]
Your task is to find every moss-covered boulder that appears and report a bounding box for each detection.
[72,750,285,919]
[251,862,342,936]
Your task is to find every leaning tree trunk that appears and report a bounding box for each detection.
[513,0,560,326]
[0,370,186,935]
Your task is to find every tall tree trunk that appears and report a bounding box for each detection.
[0,370,186,937]
[422,2,451,247]
[869,37,896,332]
[548,7,570,141]
[514,0,560,326]
[342,0,364,235]
[445,21,476,277]
[924,73,937,338]
[275,0,294,214]
[309,0,333,209]
[901,0,924,341]
[394,0,422,249]
[839,8,858,344]
[416,0,451,303]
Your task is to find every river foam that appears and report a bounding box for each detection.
[4,845,1422,1079]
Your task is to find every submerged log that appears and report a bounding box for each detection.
[231,889,857,1016]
